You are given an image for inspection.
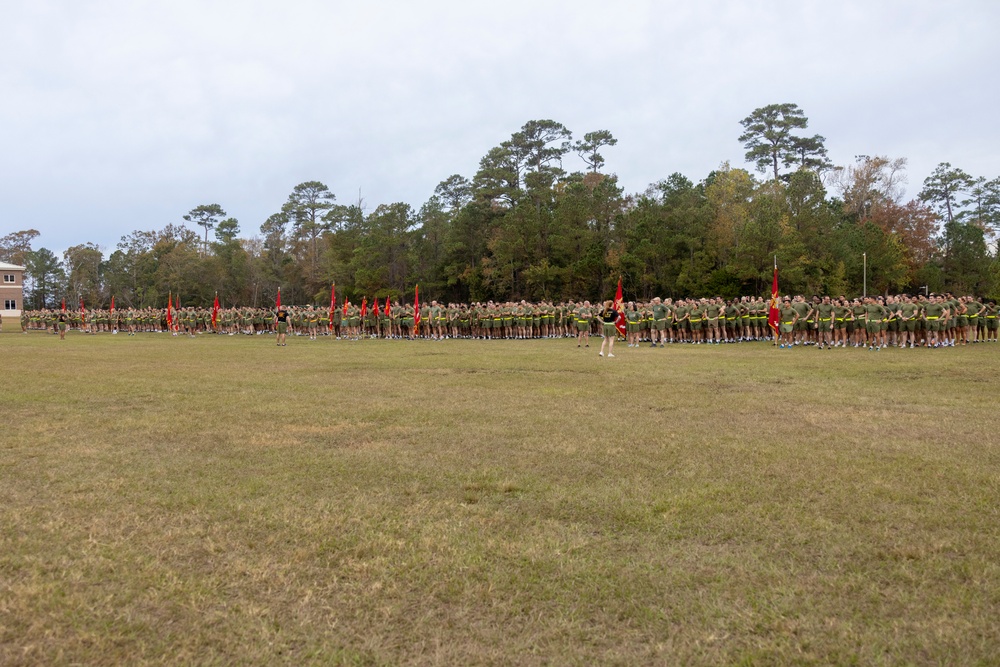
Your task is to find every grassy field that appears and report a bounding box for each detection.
[2,330,999,665]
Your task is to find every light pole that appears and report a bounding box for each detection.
[863,252,867,298]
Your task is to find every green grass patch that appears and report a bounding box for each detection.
[2,331,1000,665]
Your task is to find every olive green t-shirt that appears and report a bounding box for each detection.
[864,303,885,321]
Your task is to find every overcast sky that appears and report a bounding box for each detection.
[2,0,998,256]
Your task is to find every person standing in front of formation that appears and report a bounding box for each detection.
[275,305,290,346]
[599,300,619,358]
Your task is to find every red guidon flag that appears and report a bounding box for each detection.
[110,295,115,313]
[613,278,627,337]
[360,297,368,319]
[212,293,220,328]
[80,298,86,323]
[413,285,420,335]
[167,292,173,327]
[342,297,348,317]
[767,263,780,337]
[329,283,336,330]
[384,298,391,316]
[61,298,66,312]
[276,287,281,309]
[372,296,379,319]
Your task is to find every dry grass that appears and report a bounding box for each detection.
[2,331,1000,665]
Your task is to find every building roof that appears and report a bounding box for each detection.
[0,261,27,271]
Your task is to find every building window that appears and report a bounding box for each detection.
[2,274,14,283]
[3,299,16,310]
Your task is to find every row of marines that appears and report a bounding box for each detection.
[20,293,999,347]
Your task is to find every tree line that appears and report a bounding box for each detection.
[3,104,998,310]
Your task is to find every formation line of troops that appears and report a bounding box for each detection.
[19,292,999,349]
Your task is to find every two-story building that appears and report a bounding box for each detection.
[1,261,27,320]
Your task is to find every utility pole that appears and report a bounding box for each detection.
[863,252,867,297]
